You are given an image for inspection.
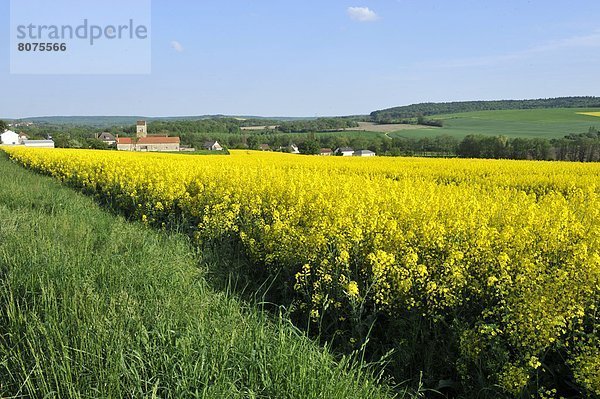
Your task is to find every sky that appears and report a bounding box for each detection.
[1,0,600,118]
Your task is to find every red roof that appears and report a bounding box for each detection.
[139,137,180,144]
[117,137,180,145]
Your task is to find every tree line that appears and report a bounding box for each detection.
[275,118,359,133]
[250,129,600,161]
[456,128,600,161]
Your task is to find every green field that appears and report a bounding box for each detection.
[385,108,600,139]
[0,153,397,398]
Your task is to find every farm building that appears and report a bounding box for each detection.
[116,136,180,152]
[116,137,135,151]
[203,140,224,151]
[137,137,180,152]
[23,140,55,148]
[0,130,19,145]
[258,144,271,151]
[320,148,333,156]
[335,147,354,156]
[354,150,376,157]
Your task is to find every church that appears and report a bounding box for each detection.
[116,121,181,152]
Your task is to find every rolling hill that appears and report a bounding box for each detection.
[370,96,600,121]
[385,107,600,139]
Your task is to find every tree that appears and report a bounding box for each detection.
[84,138,109,150]
[458,135,484,158]
[0,120,7,132]
[247,135,259,150]
[299,138,320,155]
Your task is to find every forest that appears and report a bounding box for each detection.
[370,96,600,122]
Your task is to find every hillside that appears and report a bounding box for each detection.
[386,107,600,139]
[371,96,600,122]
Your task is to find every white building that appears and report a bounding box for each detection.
[335,147,354,156]
[23,140,55,148]
[354,149,376,157]
[203,140,224,151]
[0,130,19,145]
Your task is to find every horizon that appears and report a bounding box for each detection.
[2,1,600,118]
[3,95,600,121]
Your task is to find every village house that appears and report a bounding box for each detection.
[354,149,376,157]
[0,130,19,145]
[320,148,333,156]
[9,121,33,128]
[335,147,354,156]
[97,132,117,146]
[258,144,271,151]
[116,137,135,151]
[202,140,224,151]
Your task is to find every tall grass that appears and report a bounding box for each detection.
[0,154,399,398]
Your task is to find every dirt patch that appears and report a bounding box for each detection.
[241,126,279,131]
[346,122,430,132]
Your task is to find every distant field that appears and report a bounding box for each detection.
[578,111,600,117]
[346,121,428,133]
[241,125,279,130]
[277,109,600,140]
[384,108,600,139]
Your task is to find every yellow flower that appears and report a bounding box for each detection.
[347,281,359,298]
[4,146,600,394]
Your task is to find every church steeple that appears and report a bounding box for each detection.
[136,120,147,138]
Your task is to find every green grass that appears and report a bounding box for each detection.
[0,154,399,398]
[386,107,600,139]
[277,130,390,141]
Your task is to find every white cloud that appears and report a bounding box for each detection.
[347,7,379,22]
[420,31,600,69]
[531,32,600,53]
[171,41,184,53]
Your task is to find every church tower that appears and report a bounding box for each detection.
[136,120,147,138]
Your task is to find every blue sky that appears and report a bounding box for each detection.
[1,0,600,118]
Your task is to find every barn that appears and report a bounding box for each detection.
[0,130,19,145]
